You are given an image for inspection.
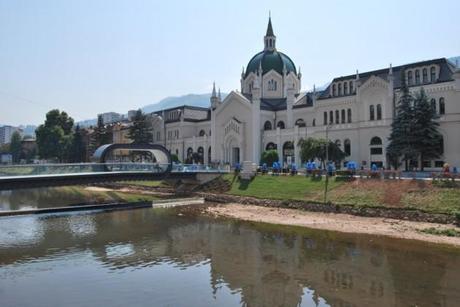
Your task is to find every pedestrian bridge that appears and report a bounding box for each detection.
[0,143,228,190]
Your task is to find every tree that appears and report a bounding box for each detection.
[128,110,153,144]
[9,131,22,163]
[387,71,417,170]
[95,115,112,146]
[70,125,87,162]
[412,88,443,170]
[298,137,346,168]
[260,150,279,166]
[36,109,74,162]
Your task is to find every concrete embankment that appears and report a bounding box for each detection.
[0,198,205,217]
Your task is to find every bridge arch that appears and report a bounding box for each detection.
[92,143,172,173]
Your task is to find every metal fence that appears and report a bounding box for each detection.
[0,162,228,177]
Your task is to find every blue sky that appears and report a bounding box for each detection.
[1,0,459,125]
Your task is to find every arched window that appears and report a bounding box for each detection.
[344,82,348,95]
[422,68,428,83]
[283,141,295,164]
[369,105,375,121]
[370,137,382,145]
[335,139,341,148]
[349,81,354,94]
[438,136,444,155]
[415,70,420,84]
[376,104,382,120]
[312,119,316,126]
[268,79,277,91]
[347,108,352,123]
[439,97,445,115]
[264,120,272,131]
[332,84,337,96]
[197,146,204,163]
[323,112,327,125]
[199,129,206,137]
[431,98,437,114]
[295,118,306,127]
[335,110,339,124]
[344,139,351,156]
[187,147,193,158]
[407,71,413,85]
[266,142,277,150]
[338,83,342,96]
[329,111,333,124]
[430,67,436,82]
[341,109,346,123]
[277,121,285,129]
[370,137,383,155]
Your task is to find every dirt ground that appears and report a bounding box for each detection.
[207,203,460,247]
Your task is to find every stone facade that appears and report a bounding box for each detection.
[152,18,460,170]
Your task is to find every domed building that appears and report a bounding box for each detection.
[151,17,460,170]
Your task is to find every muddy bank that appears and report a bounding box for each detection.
[207,203,460,247]
[200,193,457,224]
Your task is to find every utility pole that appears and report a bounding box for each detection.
[324,124,331,204]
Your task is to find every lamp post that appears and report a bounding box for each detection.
[324,123,332,204]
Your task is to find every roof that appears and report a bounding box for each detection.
[318,58,455,100]
[260,98,287,111]
[266,17,274,36]
[245,50,297,78]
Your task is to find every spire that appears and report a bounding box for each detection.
[355,69,360,80]
[389,63,393,75]
[211,81,217,97]
[264,14,276,51]
[218,88,222,101]
[266,14,274,36]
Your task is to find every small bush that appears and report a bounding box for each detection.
[420,227,460,237]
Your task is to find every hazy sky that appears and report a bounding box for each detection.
[1,0,459,126]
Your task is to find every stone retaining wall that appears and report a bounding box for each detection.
[200,193,456,225]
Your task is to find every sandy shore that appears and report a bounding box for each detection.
[207,203,460,247]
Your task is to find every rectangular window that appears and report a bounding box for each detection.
[422,161,431,168]
[323,112,327,125]
[370,148,383,155]
[434,161,444,168]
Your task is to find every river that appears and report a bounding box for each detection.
[1,205,459,307]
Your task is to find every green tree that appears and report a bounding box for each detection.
[70,125,87,162]
[298,137,346,168]
[94,115,112,146]
[260,150,279,165]
[412,88,443,170]
[9,131,22,163]
[128,110,153,144]
[387,71,417,170]
[35,109,74,162]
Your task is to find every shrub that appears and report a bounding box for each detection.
[260,150,279,166]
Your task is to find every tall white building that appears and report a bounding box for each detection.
[0,125,22,145]
[151,18,460,169]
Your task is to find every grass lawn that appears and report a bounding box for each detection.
[223,174,460,215]
[224,174,341,202]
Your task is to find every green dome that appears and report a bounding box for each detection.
[245,50,297,78]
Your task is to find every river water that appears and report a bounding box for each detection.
[1,206,460,307]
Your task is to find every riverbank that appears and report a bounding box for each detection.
[207,203,460,247]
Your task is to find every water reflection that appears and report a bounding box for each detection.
[0,187,113,211]
[0,208,459,307]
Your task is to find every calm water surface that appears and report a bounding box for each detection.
[0,187,114,211]
[1,207,460,307]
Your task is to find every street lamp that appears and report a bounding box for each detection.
[324,123,333,204]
